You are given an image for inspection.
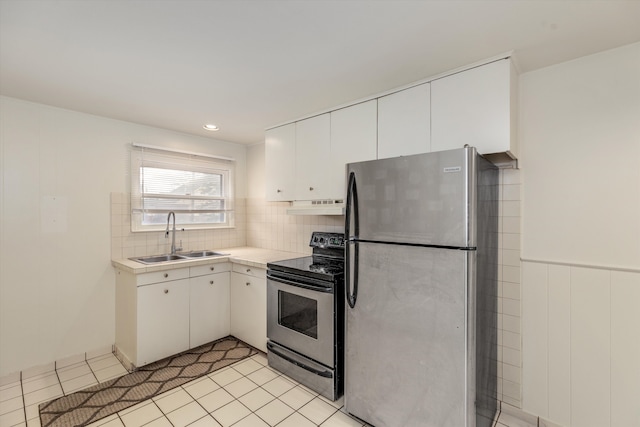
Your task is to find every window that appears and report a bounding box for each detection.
[131,146,235,231]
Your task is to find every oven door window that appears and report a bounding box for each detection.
[278,290,318,339]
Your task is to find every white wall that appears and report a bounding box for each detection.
[520,42,640,427]
[0,96,247,377]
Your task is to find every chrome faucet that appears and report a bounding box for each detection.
[166,211,178,254]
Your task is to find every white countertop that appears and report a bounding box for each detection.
[111,246,306,274]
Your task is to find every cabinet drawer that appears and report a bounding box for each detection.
[136,268,190,286]
[232,264,266,279]
[190,262,231,277]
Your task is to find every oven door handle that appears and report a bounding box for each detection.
[267,342,333,378]
[267,274,334,293]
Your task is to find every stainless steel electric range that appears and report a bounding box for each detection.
[266,231,345,401]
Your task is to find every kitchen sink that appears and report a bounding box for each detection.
[179,250,229,258]
[131,254,187,264]
[130,250,229,264]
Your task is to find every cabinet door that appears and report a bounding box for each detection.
[377,83,431,159]
[190,272,230,348]
[265,123,296,201]
[431,59,514,155]
[329,100,378,200]
[230,271,267,352]
[137,279,190,366]
[295,114,331,200]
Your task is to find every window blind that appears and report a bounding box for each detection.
[130,146,235,231]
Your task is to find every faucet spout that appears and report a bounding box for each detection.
[166,211,177,254]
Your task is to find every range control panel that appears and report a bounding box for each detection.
[309,232,345,249]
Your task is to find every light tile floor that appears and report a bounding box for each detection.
[0,351,530,427]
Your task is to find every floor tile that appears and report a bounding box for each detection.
[0,396,23,415]
[237,387,275,412]
[277,412,317,427]
[210,400,250,427]
[119,401,164,427]
[0,386,22,406]
[246,367,279,386]
[196,388,235,413]
[231,359,263,376]
[278,386,315,410]
[26,416,41,427]
[0,374,20,388]
[61,372,98,394]
[24,404,40,422]
[320,409,363,427]
[209,368,242,387]
[183,377,220,400]
[320,394,344,409]
[154,388,195,414]
[86,413,123,427]
[57,363,92,383]
[56,353,86,369]
[298,397,339,425]
[21,373,58,395]
[252,354,268,366]
[261,376,295,397]
[93,364,128,383]
[223,377,258,399]
[0,408,25,427]
[88,354,123,372]
[22,364,55,380]
[23,383,63,406]
[188,414,222,427]
[497,412,537,427]
[233,413,269,427]
[142,416,173,427]
[254,399,294,426]
[165,401,207,427]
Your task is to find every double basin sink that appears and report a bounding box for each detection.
[130,250,229,265]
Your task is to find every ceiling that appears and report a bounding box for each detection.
[1,1,639,145]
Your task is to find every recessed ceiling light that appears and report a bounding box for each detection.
[203,124,219,131]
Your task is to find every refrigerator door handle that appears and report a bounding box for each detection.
[345,171,359,308]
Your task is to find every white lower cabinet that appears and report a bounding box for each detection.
[189,270,230,349]
[137,278,190,366]
[230,266,267,352]
[115,262,233,368]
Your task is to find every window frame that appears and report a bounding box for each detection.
[130,146,235,232]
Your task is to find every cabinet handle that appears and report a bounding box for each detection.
[210,280,214,285]
[164,289,169,294]
[246,268,251,273]
[210,266,215,271]
[164,273,169,278]
[309,186,314,191]
[277,189,282,193]
[246,282,251,286]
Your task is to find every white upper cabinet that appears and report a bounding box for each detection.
[377,83,431,159]
[431,58,517,158]
[265,123,295,201]
[329,100,378,199]
[295,114,331,200]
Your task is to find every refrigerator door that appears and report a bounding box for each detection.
[346,147,476,248]
[344,242,473,427]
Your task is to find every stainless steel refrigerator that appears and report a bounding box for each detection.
[344,146,498,427]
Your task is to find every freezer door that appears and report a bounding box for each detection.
[344,242,473,427]
[346,147,476,247]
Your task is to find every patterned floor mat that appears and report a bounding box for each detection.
[39,336,257,427]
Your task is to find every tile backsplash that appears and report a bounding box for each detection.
[110,193,247,259]
[246,198,344,255]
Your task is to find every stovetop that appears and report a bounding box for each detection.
[267,232,345,282]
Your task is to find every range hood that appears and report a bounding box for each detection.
[286,200,345,216]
